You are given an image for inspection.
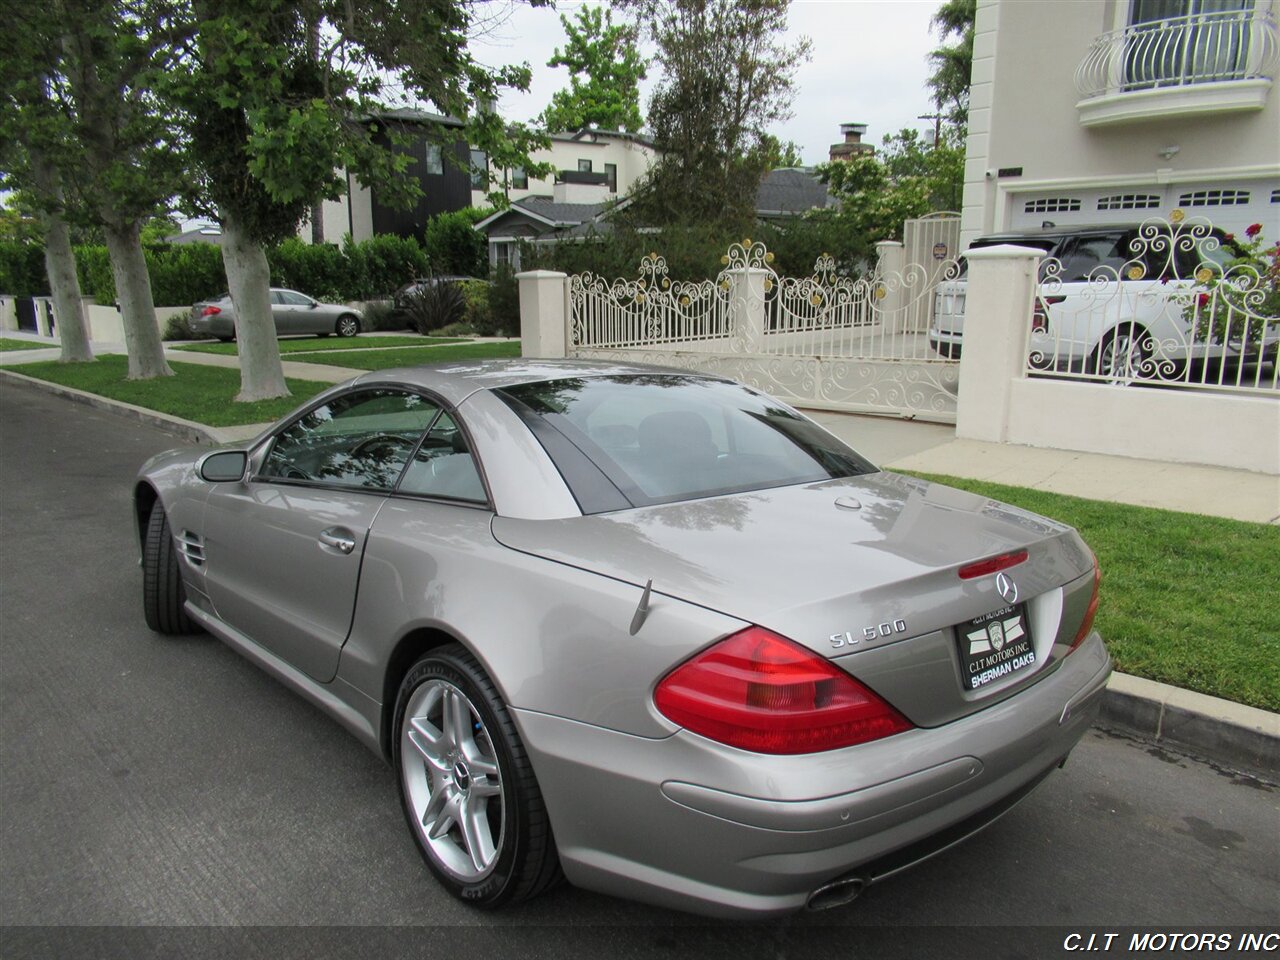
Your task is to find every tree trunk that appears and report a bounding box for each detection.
[42,213,93,364]
[30,151,93,363]
[220,210,289,402]
[102,221,172,379]
[310,202,324,244]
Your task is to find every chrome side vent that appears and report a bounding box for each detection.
[178,530,205,567]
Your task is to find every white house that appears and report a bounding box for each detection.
[496,128,659,205]
[961,0,1280,246]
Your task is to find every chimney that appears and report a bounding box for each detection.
[829,122,875,163]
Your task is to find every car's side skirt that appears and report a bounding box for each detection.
[183,601,384,757]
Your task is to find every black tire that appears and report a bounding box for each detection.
[392,644,562,908]
[142,507,199,635]
[1086,325,1152,382]
[336,314,360,337]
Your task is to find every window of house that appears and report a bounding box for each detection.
[1024,197,1082,214]
[577,159,593,173]
[424,143,444,176]
[604,163,618,193]
[261,390,442,491]
[470,149,488,189]
[1097,194,1161,210]
[1271,189,1280,204]
[510,167,528,190]
[1177,189,1251,206]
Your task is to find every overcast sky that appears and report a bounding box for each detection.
[469,0,944,166]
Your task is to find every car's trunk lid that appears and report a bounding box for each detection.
[491,472,1095,726]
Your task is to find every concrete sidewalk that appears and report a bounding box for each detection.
[802,409,1280,525]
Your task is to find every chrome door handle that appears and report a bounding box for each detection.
[319,528,356,554]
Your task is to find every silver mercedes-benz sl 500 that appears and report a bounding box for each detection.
[134,359,1110,918]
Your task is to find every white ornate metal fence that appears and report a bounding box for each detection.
[1025,212,1279,395]
[569,240,963,420]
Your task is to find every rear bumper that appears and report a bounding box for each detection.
[513,632,1111,918]
[188,312,234,338]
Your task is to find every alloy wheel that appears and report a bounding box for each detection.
[400,679,505,882]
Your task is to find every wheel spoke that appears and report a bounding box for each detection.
[470,777,502,798]
[444,690,471,753]
[407,716,450,772]
[468,755,499,779]
[420,781,448,829]
[460,794,497,871]
[428,791,462,840]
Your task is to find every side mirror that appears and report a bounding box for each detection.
[307,300,318,308]
[198,450,248,483]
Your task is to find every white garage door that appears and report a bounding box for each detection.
[1008,178,1280,235]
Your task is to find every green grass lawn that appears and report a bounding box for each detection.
[0,338,55,351]
[3,355,329,427]
[172,335,465,355]
[291,340,522,370]
[910,472,1280,712]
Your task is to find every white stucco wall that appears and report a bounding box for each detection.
[505,134,658,203]
[961,0,1280,247]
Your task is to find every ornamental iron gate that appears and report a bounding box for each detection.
[569,239,962,421]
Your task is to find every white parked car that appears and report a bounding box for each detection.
[929,224,1276,380]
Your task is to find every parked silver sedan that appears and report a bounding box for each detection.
[189,288,362,340]
[133,360,1110,918]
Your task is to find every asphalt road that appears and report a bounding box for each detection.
[1,379,1276,959]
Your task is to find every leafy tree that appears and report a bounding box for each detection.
[0,5,97,364]
[423,208,488,277]
[759,134,805,171]
[813,128,965,264]
[166,0,543,401]
[621,0,812,229]
[542,5,647,134]
[927,0,976,127]
[0,198,43,245]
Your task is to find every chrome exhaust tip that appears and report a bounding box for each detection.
[805,876,865,911]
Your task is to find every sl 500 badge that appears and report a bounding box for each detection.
[830,619,907,648]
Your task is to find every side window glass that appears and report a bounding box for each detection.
[397,412,487,503]
[1057,236,1129,281]
[260,390,441,490]
[280,290,311,306]
[270,290,286,305]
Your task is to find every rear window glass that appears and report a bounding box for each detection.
[496,376,875,513]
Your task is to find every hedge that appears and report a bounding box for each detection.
[5,214,479,305]
[0,241,51,297]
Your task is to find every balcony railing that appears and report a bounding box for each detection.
[1075,8,1278,100]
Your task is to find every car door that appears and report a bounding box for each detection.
[201,387,444,682]
[272,289,314,334]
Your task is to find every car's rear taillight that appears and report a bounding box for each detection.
[1068,554,1101,654]
[653,626,913,754]
[201,305,221,316]
[1031,295,1064,334]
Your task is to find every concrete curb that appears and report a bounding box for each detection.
[1101,673,1278,776]
[3,369,1277,776]
[0,368,221,447]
